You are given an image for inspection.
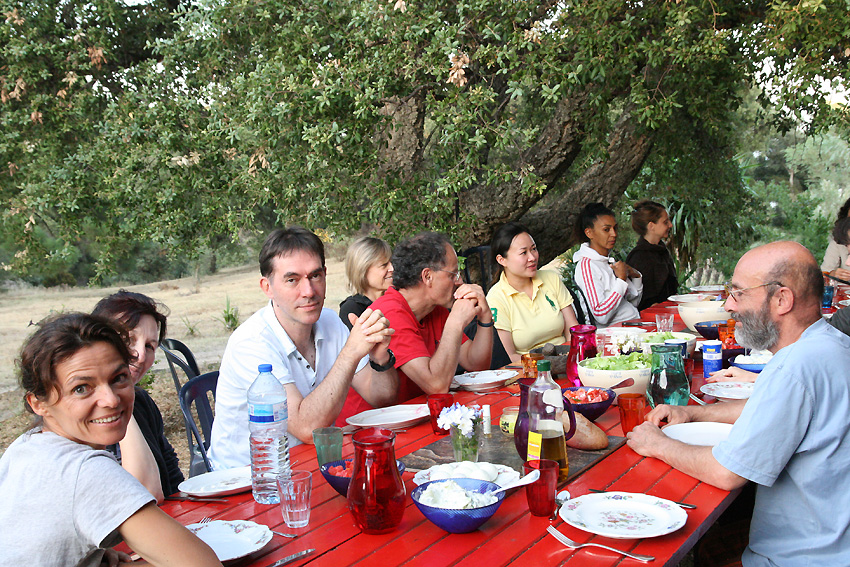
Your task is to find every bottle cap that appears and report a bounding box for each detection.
[536,359,551,372]
[258,364,273,372]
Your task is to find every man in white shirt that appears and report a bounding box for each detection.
[209,227,397,469]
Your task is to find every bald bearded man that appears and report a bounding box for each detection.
[627,241,850,566]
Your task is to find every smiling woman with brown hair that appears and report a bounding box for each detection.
[0,313,221,567]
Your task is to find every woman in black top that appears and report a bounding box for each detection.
[626,200,679,311]
[93,291,183,501]
[339,236,393,329]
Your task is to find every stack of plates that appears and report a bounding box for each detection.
[451,369,517,392]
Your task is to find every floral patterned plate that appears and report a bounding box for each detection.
[700,381,755,401]
[560,492,688,539]
[177,466,252,497]
[186,520,272,561]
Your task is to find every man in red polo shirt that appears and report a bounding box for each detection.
[340,233,492,417]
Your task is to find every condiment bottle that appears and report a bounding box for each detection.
[526,360,576,483]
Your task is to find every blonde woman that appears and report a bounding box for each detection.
[339,236,394,330]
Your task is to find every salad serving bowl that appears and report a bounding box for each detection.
[576,354,651,397]
[561,386,616,421]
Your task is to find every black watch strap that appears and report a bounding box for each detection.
[477,319,495,327]
[370,349,396,372]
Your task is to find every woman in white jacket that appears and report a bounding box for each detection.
[572,203,643,327]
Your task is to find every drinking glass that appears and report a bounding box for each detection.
[823,285,835,309]
[312,426,343,465]
[426,394,453,435]
[655,313,675,332]
[523,459,559,516]
[521,352,544,379]
[618,393,647,435]
[277,470,312,528]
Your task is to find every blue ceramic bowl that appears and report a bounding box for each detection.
[731,361,766,373]
[411,478,505,533]
[319,458,406,497]
[694,320,726,340]
[561,387,616,422]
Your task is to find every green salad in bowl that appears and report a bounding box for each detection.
[578,353,651,396]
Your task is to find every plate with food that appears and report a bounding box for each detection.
[560,492,688,539]
[412,461,520,487]
[346,404,429,429]
[731,351,772,373]
[177,466,252,497]
[452,369,518,391]
[186,520,272,561]
[668,293,709,302]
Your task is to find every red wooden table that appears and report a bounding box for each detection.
[160,387,738,566]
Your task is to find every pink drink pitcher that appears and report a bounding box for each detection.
[566,324,597,387]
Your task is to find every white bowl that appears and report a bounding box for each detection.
[677,301,729,332]
[640,332,698,356]
[577,358,651,396]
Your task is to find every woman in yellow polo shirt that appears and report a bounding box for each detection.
[486,222,579,362]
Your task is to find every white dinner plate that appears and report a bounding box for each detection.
[412,462,520,487]
[700,382,754,401]
[690,284,725,292]
[346,404,429,429]
[177,466,252,497]
[668,294,709,302]
[662,422,733,446]
[452,369,518,391]
[560,492,688,539]
[186,520,272,561]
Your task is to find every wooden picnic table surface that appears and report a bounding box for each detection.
[159,300,742,566]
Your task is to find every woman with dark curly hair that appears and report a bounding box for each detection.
[0,313,221,567]
[92,290,183,501]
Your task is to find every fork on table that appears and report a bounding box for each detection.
[546,525,654,562]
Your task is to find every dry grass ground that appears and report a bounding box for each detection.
[0,257,352,477]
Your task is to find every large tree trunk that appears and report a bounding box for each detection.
[521,111,654,265]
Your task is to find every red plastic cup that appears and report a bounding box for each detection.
[426,394,454,435]
[523,459,559,516]
[618,393,647,435]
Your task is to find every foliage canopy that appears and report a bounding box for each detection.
[2,0,849,281]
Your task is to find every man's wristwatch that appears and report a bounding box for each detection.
[369,349,396,372]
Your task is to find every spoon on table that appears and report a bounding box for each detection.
[550,490,571,521]
[609,377,635,390]
[487,469,540,496]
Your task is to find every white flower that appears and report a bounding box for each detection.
[437,402,481,436]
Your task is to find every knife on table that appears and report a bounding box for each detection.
[588,489,697,509]
[263,548,315,567]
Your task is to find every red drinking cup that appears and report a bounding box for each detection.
[618,393,647,435]
[426,394,454,435]
[524,459,559,516]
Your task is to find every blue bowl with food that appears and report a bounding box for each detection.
[694,320,726,340]
[411,478,505,533]
[320,458,406,497]
[562,386,616,422]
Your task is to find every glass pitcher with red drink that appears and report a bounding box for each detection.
[347,428,405,534]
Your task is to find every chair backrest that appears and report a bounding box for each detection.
[178,370,219,477]
[160,339,200,394]
[460,245,496,294]
[569,285,597,326]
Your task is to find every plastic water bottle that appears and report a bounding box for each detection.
[248,364,290,504]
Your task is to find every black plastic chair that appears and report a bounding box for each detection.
[460,245,496,293]
[569,285,597,327]
[178,370,218,477]
[161,338,201,394]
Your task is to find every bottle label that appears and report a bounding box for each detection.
[527,431,543,460]
[249,401,288,423]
